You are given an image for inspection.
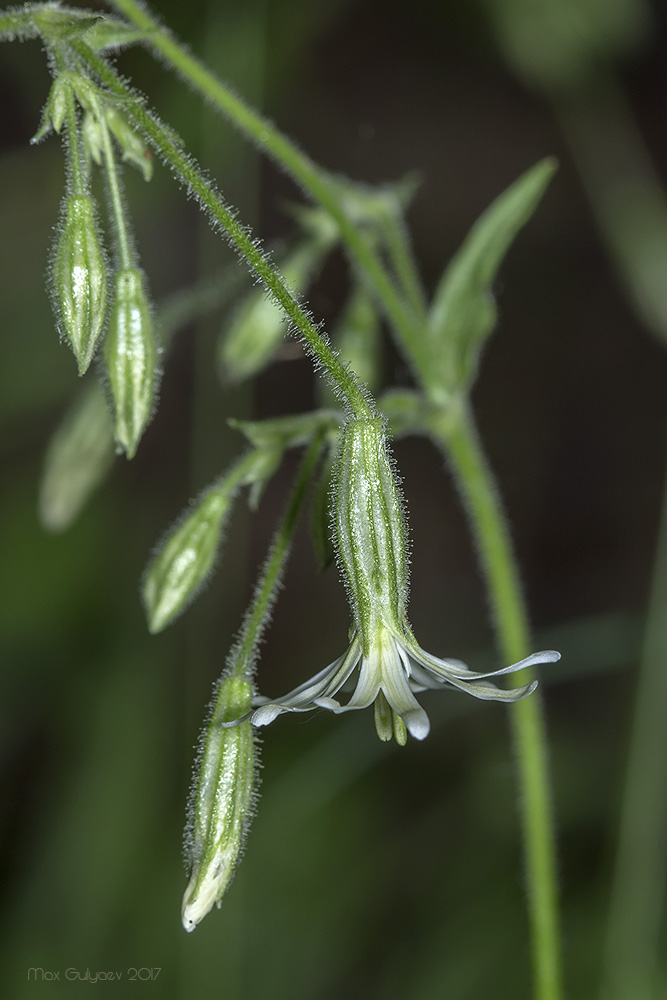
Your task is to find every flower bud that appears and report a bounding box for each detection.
[52,194,108,374]
[31,75,69,144]
[334,418,409,645]
[143,481,234,633]
[219,238,328,382]
[334,286,382,392]
[182,677,256,931]
[105,106,153,182]
[103,267,157,458]
[39,382,115,532]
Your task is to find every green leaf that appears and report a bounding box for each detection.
[83,18,154,53]
[32,7,101,43]
[428,158,557,393]
[230,410,338,453]
[105,106,153,181]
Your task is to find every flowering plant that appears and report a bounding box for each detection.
[1,2,565,994]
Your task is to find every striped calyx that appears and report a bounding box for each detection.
[182,677,255,931]
[53,194,108,374]
[334,418,409,650]
[103,267,157,458]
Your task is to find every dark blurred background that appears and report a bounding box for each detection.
[2,0,667,997]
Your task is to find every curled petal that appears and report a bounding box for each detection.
[441,674,539,702]
[410,645,560,683]
[251,640,361,724]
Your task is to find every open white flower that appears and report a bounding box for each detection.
[252,417,560,744]
[252,626,560,743]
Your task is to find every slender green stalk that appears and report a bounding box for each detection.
[602,461,667,1000]
[0,9,39,38]
[555,74,667,346]
[91,93,133,269]
[71,38,372,420]
[228,432,325,681]
[432,401,562,1000]
[63,86,85,195]
[378,205,428,325]
[108,0,435,389]
[51,49,84,193]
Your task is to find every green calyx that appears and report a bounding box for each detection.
[143,486,231,634]
[334,418,409,650]
[182,676,256,932]
[103,267,157,458]
[53,193,109,374]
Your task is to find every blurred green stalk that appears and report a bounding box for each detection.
[602,459,667,1000]
[556,73,667,346]
[551,69,667,1000]
[436,402,562,1000]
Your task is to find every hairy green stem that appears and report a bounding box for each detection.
[432,401,562,1000]
[602,461,667,1000]
[229,432,325,680]
[91,93,133,269]
[72,38,372,418]
[0,8,39,38]
[57,57,85,195]
[107,0,435,390]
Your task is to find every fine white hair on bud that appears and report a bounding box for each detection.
[334,417,409,646]
[182,676,256,932]
[143,484,233,634]
[52,193,109,375]
[219,236,332,383]
[103,267,157,458]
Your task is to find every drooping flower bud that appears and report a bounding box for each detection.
[219,237,330,382]
[143,482,235,634]
[103,267,157,458]
[105,106,153,182]
[39,382,114,532]
[182,677,256,932]
[143,448,281,632]
[52,194,108,374]
[334,418,409,648]
[333,286,382,392]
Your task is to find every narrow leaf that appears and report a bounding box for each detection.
[428,158,557,391]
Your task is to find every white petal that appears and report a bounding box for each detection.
[400,705,430,739]
[413,644,560,683]
[344,650,381,709]
[381,636,431,738]
[251,703,285,727]
[249,637,363,726]
[440,674,539,702]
